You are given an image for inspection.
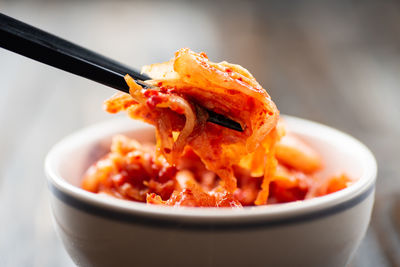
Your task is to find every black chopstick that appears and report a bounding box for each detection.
[0,13,243,132]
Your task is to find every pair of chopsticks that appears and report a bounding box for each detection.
[0,13,243,132]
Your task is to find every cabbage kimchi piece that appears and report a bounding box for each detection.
[103,48,279,204]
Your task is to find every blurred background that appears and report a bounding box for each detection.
[1,0,399,266]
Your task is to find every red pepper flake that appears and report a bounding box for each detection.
[164,148,171,154]
[199,52,208,59]
[144,89,159,98]
[227,89,239,95]
[237,77,243,81]
[226,68,232,73]
[160,86,168,93]
[268,111,274,116]
[147,95,165,108]
[157,82,163,87]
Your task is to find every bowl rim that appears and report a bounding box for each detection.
[45,115,377,228]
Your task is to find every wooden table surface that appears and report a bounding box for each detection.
[1,1,399,266]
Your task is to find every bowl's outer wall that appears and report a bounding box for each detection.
[46,116,376,267]
[50,190,374,267]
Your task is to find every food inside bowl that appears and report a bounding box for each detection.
[82,48,353,207]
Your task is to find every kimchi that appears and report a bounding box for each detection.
[82,48,352,207]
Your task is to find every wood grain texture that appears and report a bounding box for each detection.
[0,1,399,266]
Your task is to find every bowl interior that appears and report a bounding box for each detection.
[45,115,376,221]
[59,123,156,188]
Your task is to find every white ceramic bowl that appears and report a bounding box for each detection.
[45,115,377,267]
